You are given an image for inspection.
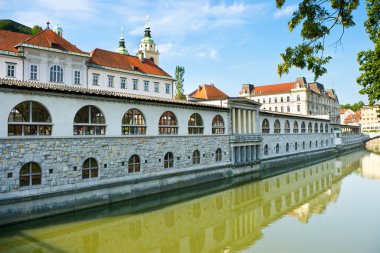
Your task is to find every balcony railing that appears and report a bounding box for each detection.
[230,134,262,143]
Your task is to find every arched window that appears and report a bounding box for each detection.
[286,143,289,152]
[308,122,313,133]
[320,123,324,133]
[49,65,63,83]
[159,111,178,135]
[20,162,41,187]
[302,141,305,150]
[264,145,269,155]
[128,155,141,173]
[309,141,312,148]
[212,115,225,134]
[82,158,98,179]
[262,119,270,133]
[74,105,105,135]
[274,120,281,133]
[215,148,222,162]
[314,123,318,133]
[325,123,329,133]
[321,140,324,146]
[164,152,174,168]
[301,122,306,133]
[296,94,300,101]
[122,109,146,135]
[8,101,52,136]
[326,139,328,146]
[284,120,290,133]
[315,140,318,147]
[295,142,298,150]
[293,121,299,133]
[192,150,201,164]
[188,113,203,134]
[276,143,280,154]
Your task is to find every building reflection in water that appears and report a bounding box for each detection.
[360,139,380,180]
[0,151,365,253]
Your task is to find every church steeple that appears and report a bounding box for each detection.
[117,28,128,55]
[137,15,160,65]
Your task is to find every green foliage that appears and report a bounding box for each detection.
[31,25,43,35]
[174,66,186,100]
[357,0,380,105]
[340,101,365,111]
[0,19,33,34]
[277,0,379,104]
[276,0,359,80]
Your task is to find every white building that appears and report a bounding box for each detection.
[0,20,174,98]
[239,77,340,123]
[361,104,380,132]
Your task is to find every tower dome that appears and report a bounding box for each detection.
[117,27,129,55]
[53,23,63,36]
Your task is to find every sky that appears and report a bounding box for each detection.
[0,0,372,104]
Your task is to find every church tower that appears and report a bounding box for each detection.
[117,28,128,55]
[53,23,63,37]
[137,16,159,65]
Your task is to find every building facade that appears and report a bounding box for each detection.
[361,104,380,132]
[0,20,174,99]
[239,77,340,123]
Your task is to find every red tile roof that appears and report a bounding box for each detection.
[251,82,295,95]
[188,84,229,99]
[0,30,31,52]
[89,48,171,77]
[18,29,87,54]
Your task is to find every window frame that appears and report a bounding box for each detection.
[159,111,178,135]
[73,105,106,136]
[6,62,16,77]
[19,162,42,187]
[82,158,99,179]
[49,65,63,83]
[74,70,81,85]
[8,101,52,136]
[92,73,100,86]
[122,108,146,135]
[30,64,38,80]
[128,154,141,173]
[164,152,174,168]
[192,150,201,165]
[188,113,204,134]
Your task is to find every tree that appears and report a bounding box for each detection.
[276,0,380,105]
[174,66,186,100]
[340,101,365,111]
[31,25,43,35]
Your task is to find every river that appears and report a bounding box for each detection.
[0,140,380,253]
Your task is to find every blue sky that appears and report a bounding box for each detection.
[1,0,372,104]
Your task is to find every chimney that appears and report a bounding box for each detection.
[137,50,145,62]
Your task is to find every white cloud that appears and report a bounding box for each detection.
[118,0,269,38]
[273,5,297,18]
[157,43,173,54]
[195,47,218,60]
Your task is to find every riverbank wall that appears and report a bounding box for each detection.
[0,139,365,226]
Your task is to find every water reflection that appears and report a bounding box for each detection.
[360,139,380,180]
[0,151,366,253]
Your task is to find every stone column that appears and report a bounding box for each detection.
[232,108,236,134]
[241,146,246,163]
[247,145,252,161]
[243,109,247,134]
[248,110,252,134]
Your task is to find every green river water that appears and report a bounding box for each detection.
[0,139,379,253]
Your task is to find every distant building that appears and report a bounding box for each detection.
[187,84,229,101]
[340,109,354,124]
[239,77,340,123]
[361,104,380,132]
